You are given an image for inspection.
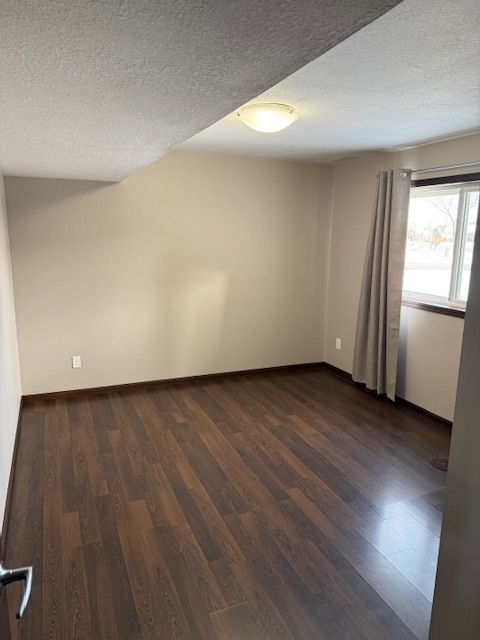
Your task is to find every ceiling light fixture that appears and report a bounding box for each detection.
[236,103,298,133]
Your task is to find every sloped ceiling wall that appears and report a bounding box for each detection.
[0,0,403,181]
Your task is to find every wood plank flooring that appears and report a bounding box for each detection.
[3,367,450,639]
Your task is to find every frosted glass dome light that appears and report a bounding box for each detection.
[237,103,298,133]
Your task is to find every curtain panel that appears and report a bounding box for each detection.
[352,169,412,401]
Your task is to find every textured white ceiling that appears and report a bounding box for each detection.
[180,0,480,163]
[0,0,403,181]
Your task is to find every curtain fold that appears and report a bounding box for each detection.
[352,169,412,401]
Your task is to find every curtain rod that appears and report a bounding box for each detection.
[412,160,480,174]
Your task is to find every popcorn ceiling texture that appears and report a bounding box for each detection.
[180,0,480,163]
[0,0,402,181]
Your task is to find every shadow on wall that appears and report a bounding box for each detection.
[4,177,115,218]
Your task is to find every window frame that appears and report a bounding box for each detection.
[402,172,480,317]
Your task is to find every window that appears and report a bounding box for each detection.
[403,175,480,311]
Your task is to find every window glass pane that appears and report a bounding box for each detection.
[458,189,480,301]
[404,190,458,300]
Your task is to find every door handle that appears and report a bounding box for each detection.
[0,563,33,618]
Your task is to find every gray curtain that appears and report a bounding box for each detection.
[352,169,412,401]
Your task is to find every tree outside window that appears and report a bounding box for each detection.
[403,180,480,308]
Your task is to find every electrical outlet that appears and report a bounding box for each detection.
[335,338,342,350]
[72,355,82,369]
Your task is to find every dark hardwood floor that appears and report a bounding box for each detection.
[3,366,450,639]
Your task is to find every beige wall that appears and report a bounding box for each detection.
[397,306,463,420]
[0,175,22,535]
[6,153,333,395]
[5,133,479,414]
[429,205,480,639]
[325,150,393,370]
[325,133,480,420]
